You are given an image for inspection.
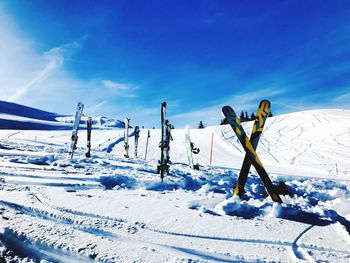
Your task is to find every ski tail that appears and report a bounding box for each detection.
[234,100,270,196]
[222,105,282,203]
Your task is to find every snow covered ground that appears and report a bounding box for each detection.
[0,109,349,262]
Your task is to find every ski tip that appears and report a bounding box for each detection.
[222,106,235,116]
[161,101,167,107]
[222,105,232,111]
[259,100,271,108]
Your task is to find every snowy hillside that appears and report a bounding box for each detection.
[0,100,124,130]
[0,107,349,262]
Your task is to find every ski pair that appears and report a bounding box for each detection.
[157,102,171,181]
[222,100,288,203]
[124,122,141,158]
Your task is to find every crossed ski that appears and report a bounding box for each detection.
[222,101,289,203]
[234,100,270,197]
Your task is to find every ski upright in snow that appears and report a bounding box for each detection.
[134,126,140,158]
[222,105,286,203]
[144,130,150,160]
[157,102,169,181]
[85,117,92,158]
[124,118,130,158]
[185,125,200,170]
[233,100,270,196]
[69,102,84,159]
[165,119,173,164]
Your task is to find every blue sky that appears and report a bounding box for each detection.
[0,0,350,128]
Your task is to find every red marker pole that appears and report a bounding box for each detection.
[209,132,214,165]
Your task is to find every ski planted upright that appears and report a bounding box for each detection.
[69,102,84,159]
[222,105,283,203]
[124,118,130,158]
[144,130,150,160]
[85,117,92,158]
[134,126,140,158]
[234,100,270,196]
[185,125,199,170]
[157,102,169,181]
[165,120,172,164]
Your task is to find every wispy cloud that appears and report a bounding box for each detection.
[84,101,106,115]
[101,80,140,98]
[0,7,142,122]
[7,40,84,102]
[332,91,350,108]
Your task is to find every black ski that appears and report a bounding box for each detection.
[165,119,173,164]
[85,117,92,158]
[157,102,169,181]
[134,126,140,158]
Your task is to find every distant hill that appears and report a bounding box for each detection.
[0,100,61,121]
[0,100,124,130]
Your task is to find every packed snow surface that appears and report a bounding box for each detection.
[0,108,349,262]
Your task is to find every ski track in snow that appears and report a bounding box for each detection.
[0,198,246,262]
[220,129,243,154]
[291,225,315,262]
[290,143,313,165]
[2,188,349,262]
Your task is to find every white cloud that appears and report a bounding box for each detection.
[84,101,107,115]
[333,92,350,103]
[0,8,90,111]
[0,7,141,120]
[7,41,83,102]
[101,80,140,98]
[332,92,350,107]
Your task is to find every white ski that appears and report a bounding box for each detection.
[124,117,130,158]
[185,125,194,169]
[69,102,84,159]
[185,125,200,170]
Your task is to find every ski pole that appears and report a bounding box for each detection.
[209,131,214,165]
[144,130,150,160]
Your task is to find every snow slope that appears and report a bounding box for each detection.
[0,107,349,262]
[0,100,124,130]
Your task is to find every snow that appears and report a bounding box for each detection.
[0,106,349,262]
